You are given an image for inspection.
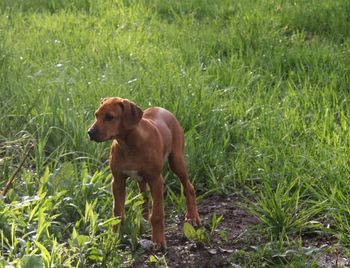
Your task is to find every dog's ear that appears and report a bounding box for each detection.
[120,99,143,129]
[101,97,110,104]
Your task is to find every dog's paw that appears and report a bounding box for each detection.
[139,239,167,253]
[153,242,167,253]
[185,212,201,227]
[151,235,167,252]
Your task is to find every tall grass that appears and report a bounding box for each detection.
[1,0,350,266]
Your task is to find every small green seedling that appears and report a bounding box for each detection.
[183,213,223,244]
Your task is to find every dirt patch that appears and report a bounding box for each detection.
[131,193,349,267]
[133,193,259,267]
[165,194,259,268]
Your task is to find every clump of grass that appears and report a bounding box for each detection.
[0,161,145,267]
[250,176,324,242]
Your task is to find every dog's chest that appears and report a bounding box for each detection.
[122,170,143,182]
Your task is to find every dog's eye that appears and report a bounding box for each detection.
[105,114,114,121]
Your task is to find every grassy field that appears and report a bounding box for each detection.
[1,0,350,266]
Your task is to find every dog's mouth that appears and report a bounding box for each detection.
[88,134,116,143]
[90,137,103,143]
[88,135,101,142]
[88,126,119,142]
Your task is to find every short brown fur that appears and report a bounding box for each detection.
[88,97,200,249]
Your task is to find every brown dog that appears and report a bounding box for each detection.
[88,97,200,249]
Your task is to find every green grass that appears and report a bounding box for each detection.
[1,0,350,266]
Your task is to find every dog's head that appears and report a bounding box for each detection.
[88,97,143,142]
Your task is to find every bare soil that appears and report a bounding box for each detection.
[165,194,259,268]
[133,193,259,267]
[131,193,349,268]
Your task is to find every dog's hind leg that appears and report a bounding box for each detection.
[168,131,201,226]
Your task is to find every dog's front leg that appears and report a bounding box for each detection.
[148,175,166,250]
[112,173,126,231]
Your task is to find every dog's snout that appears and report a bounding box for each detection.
[88,128,97,140]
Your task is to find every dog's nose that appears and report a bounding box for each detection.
[88,128,97,140]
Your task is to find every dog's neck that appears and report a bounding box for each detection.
[114,119,148,150]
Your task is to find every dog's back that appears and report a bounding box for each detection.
[143,107,184,160]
